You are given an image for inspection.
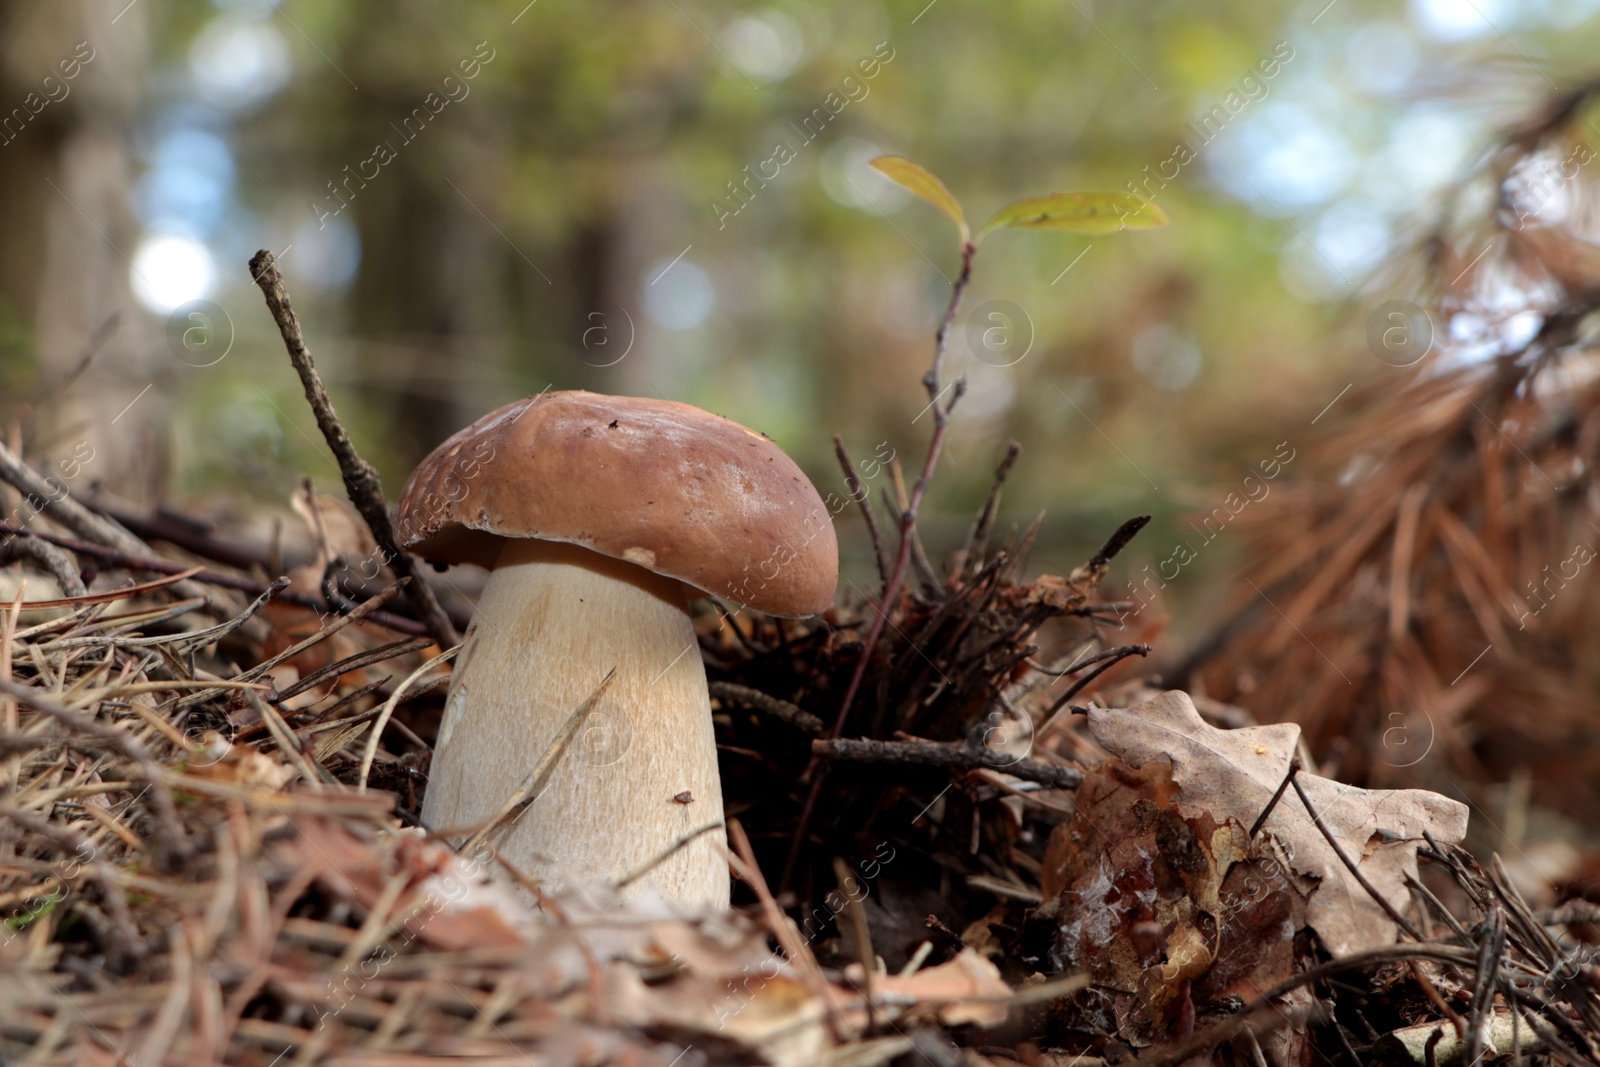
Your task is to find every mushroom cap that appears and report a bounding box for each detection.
[396,391,838,618]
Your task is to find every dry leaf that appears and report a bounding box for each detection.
[1087,690,1468,955]
[859,948,1014,1027]
[292,488,378,565]
[1035,758,1303,1046]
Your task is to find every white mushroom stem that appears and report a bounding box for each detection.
[422,538,730,910]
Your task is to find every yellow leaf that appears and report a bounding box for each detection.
[978,192,1168,240]
[870,156,969,243]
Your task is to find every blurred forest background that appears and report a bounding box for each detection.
[2,0,1599,658]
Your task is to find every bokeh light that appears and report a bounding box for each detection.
[189,16,291,111]
[643,260,715,330]
[131,234,218,313]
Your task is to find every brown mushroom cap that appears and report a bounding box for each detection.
[396,391,838,618]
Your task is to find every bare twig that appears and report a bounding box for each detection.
[1291,773,1425,942]
[0,442,220,609]
[1039,643,1152,719]
[0,522,430,636]
[709,680,824,734]
[0,534,86,597]
[882,464,942,593]
[1375,1015,1543,1067]
[835,435,890,591]
[785,238,976,890]
[175,581,411,711]
[1250,755,1302,838]
[1464,906,1507,1067]
[249,249,458,652]
[176,578,289,654]
[1408,959,1467,1041]
[83,496,264,573]
[959,440,1021,581]
[276,636,433,702]
[1137,944,1483,1067]
[812,736,1082,790]
[1538,900,1600,926]
[1086,514,1151,573]
[0,439,147,557]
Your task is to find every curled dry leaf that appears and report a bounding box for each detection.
[852,948,1014,1027]
[1087,690,1469,955]
[1032,757,1308,1048]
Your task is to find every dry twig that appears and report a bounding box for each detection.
[249,249,458,652]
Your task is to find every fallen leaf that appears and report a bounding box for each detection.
[1036,758,1304,1046]
[860,948,1014,1027]
[292,488,378,564]
[1087,690,1469,955]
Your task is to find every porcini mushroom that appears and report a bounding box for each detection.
[396,391,837,910]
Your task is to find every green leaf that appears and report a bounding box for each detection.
[977,192,1168,240]
[870,156,969,243]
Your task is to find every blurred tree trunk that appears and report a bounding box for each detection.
[0,0,157,496]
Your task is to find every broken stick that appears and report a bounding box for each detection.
[249,249,458,651]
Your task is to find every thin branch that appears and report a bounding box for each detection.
[783,239,976,891]
[1136,944,1483,1067]
[0,439,148,557]
[1251,755,1302,838]
[249,249,458,652]
[880,480,942,592]
[813,736,1082,790]
[835,435,890,591]
[1291,773,1425,942]
[1040,643,1152,719]
[174,581,412,711]
[0,522,431,637]
[1464,906,1507,1067]
[0,534,86,597]
[276,635,434,702]
[708,681,824,734]
[1088,514,1152,571]
[959,440,1021,581]
[0,442,219,609]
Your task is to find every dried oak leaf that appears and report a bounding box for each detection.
[1087,690,1468,955]
[1038,757,1300,1047]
